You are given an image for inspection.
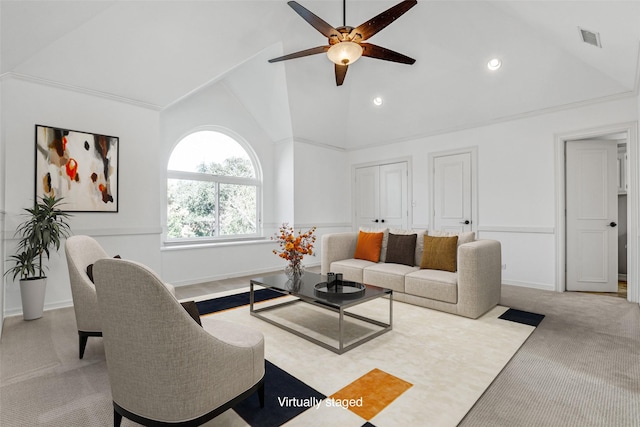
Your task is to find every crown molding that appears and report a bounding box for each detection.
[284,88,638,153]
[293,137,346,152]
[342,89,639,152]
[0,72,164,111]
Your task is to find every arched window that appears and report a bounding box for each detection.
[166,130,260,241]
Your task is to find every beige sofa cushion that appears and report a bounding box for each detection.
[363,263,419,293]
[330,259,376,283]
[405,269,458,304]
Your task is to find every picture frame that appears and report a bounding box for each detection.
[35,124,119,212]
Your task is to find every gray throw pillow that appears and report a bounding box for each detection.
[385,233,417,266]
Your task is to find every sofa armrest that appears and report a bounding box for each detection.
[321,232,358,275]
[456,239,502,318]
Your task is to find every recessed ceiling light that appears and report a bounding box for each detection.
[373,96,383,106]
[487,58,502,71]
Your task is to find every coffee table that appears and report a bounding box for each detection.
[250,272,392,354]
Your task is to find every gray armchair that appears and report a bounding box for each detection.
[92,258,265,426]
[65,235,110,358]
[65,235,176,358]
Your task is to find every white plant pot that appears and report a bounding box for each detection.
[20,278,47,320]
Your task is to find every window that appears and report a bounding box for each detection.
[166,130,260,241]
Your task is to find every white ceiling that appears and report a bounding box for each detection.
[2,1,639,150]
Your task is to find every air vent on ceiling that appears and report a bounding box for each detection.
[578,27,602,48]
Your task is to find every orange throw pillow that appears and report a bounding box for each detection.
[354,231,384,262]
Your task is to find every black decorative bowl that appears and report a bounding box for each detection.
[314,281,366,299]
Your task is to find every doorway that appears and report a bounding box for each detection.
[429,147,478,234]
[555,123,638,303]
[354,161,409,230]
[565,139,619,293]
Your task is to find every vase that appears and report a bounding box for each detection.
[285,263,305,280]
[20,277,47,320]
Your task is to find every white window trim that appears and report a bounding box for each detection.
[164,126,263,245]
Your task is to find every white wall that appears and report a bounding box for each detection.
[1,75,5,331]
[347,97,639,291]
[292,140,351,262]
[293,141,350,228]
[1,73,351,317]
[2,77,638,318]
[159,80,290,285]
[274,139,294,226]
[2,77,162,316]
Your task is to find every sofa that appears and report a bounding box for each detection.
[321,229,501,319]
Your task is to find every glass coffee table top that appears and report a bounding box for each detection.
[249,272,393,354]
[251,272,390,308]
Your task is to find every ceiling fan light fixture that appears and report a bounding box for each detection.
[327,41,363,65]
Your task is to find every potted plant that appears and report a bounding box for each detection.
[4,196,72,320]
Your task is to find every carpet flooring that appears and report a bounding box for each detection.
[0,282,637,426]
[459,285,640,427]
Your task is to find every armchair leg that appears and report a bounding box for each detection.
[78,331,102,359]
[258,381,265,408]
[114,409,122,427]
[79,334,88,359]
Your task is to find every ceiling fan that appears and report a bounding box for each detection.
[269,0,417,86]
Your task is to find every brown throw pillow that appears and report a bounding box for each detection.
[180,301,202,326]
[354,231,384,262]
[420,235,458,272]
[86,255,121,283]
[385,233,417,266]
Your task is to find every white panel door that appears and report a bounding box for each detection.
[433,153,472,233]
[355,162,407,230]
[566,140,618,292]
[379,162,408,229]
[355,165,380,229]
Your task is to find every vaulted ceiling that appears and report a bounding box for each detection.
[2,1,639,150]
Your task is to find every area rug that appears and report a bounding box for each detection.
[196,288,283,314]
[196,288,541,427]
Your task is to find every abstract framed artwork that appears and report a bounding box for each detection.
[35,125,119,212]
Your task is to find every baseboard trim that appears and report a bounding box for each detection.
[4,299,73,319]
[502,280,556,292]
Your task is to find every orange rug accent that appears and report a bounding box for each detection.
[329,368,413,420]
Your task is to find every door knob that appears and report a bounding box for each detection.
[381,219,385,223]
[609,222,617,227]
[460,220,470,225]
[372,219,379,223]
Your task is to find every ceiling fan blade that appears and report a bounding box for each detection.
[349,0,417,42]
[268,46,329,63]
[361,43,415,65]
[335,64,348,86]
[287,1,341,39]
